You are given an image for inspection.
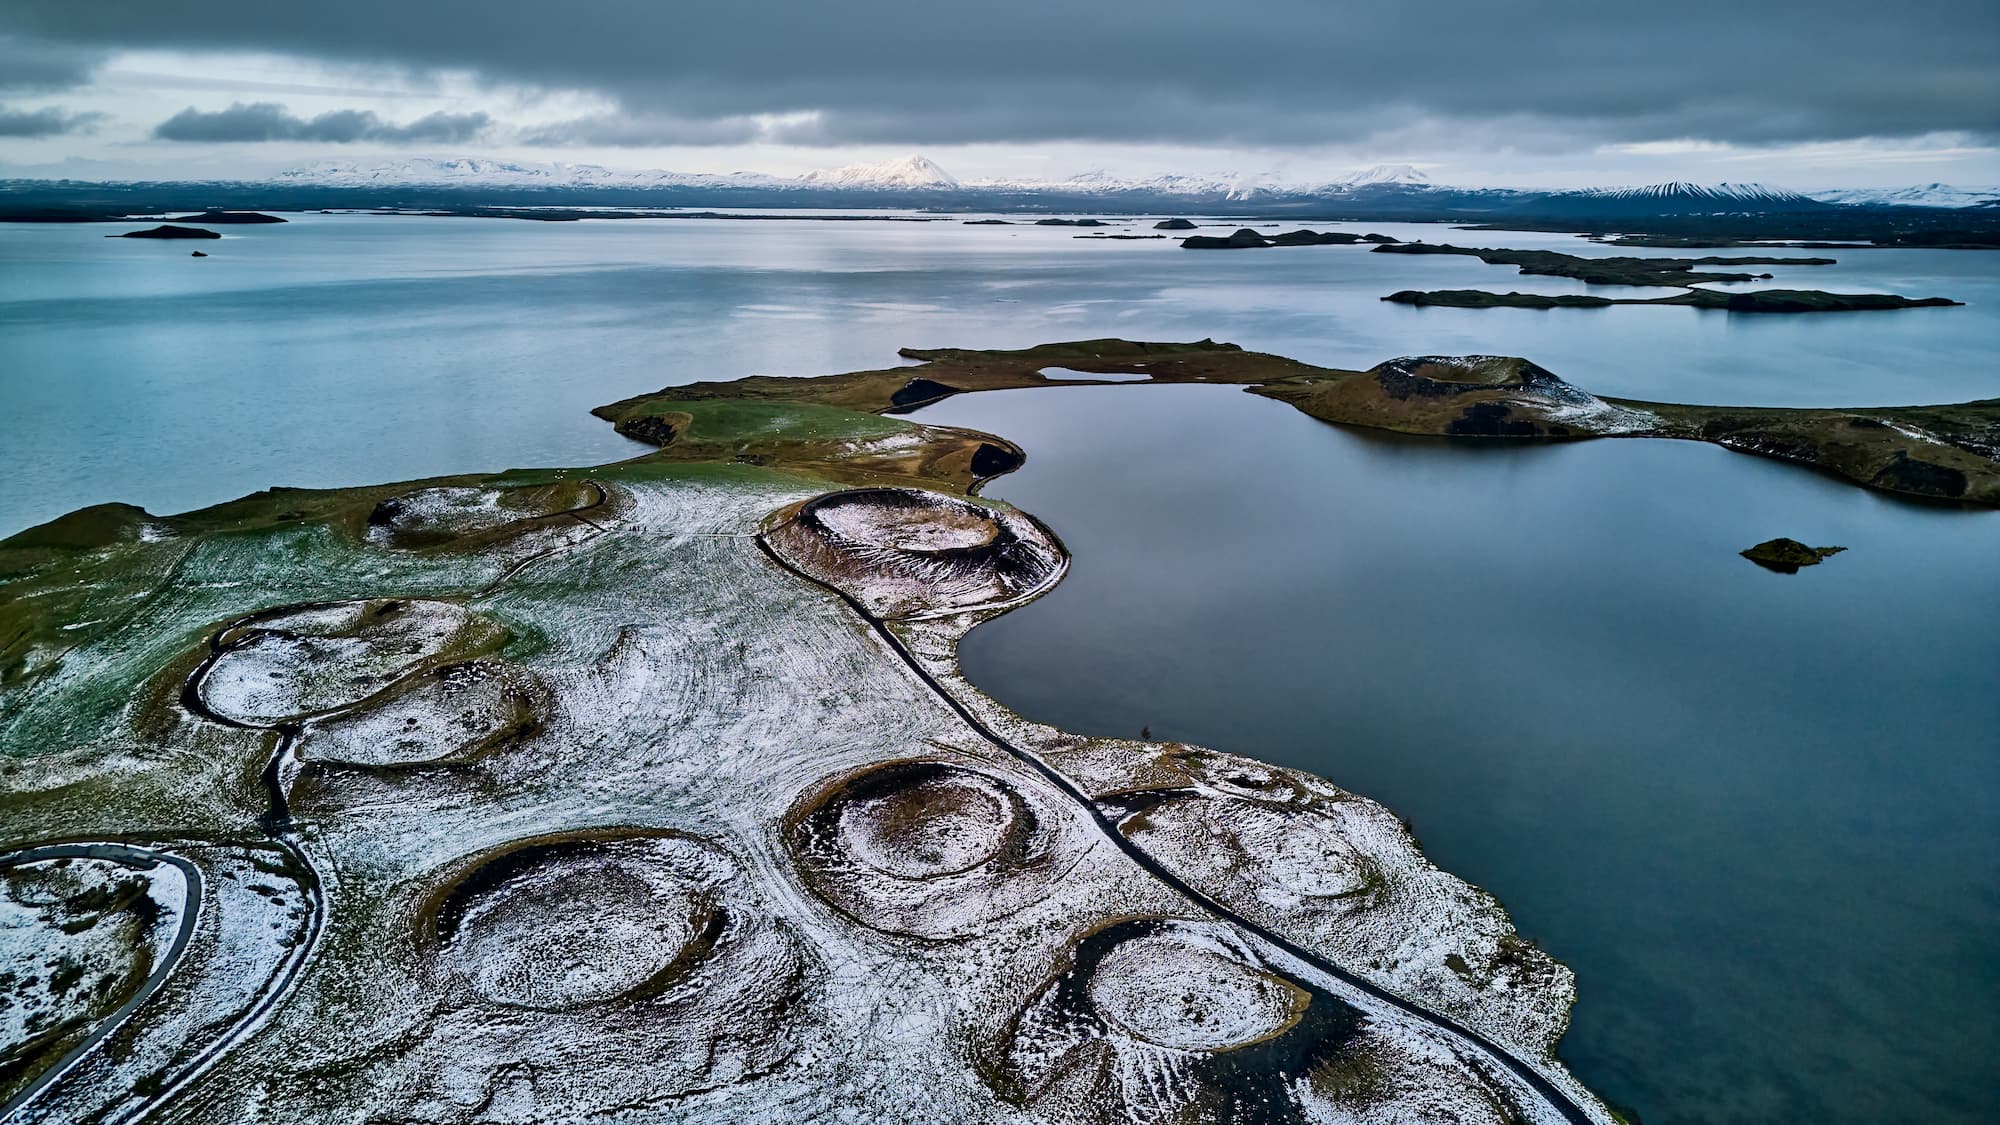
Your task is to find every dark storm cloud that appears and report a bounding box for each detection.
[153,102,491,143]
[0,35,103,92]
[0,105,105,137]
[9,0,1997,147]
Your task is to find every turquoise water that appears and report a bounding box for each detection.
[2,212,1996,532]
[916,385,2000,1125]
[2,212,1996,1122]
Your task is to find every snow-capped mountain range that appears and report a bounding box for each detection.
[268,155,1440,198]
[799,154,959,189]
[265,153,1998,210]
[271,156,789,190]
[1564,181,1815,205]
[1807,182,2000,208]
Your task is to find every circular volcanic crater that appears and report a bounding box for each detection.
[424,833,724,1011]
[1085,927,1310,1051]
[810,492,1006,555]
[985,917,1369,1120]
[195,598,506,727]
[765,488,1065,619]
[785,759,1074,938]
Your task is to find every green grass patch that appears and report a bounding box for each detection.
[616,399,912,443]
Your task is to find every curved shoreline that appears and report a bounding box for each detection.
[753,534,1603,1124]
[592,340,2000,507]
[29,339,1992,1120]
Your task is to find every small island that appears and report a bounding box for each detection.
[168,210,287,224]
[1741,538,1848,573]
[1385,288,1962,312]
[112,224,221,240]
[1181,227,1387,249]
[1369,243,1960,312]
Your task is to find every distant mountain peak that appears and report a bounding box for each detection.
[1337,163,1431,186]
[799,154,960,189]
[1573,180,1813,204]
[1809,182,2000,208]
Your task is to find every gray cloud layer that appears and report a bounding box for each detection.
[153,102,490,143]
[0,35,103,92]
[7,1,1995,148]
[0,105,104,137]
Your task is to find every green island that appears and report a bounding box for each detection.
[593,339,1999,505]
[7,337,1997,1125]
[1369,242,1961,311]
[1384,288,1961,311]
[1739,537,1848,573]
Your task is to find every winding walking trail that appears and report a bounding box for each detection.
[755,533,1604,1125]
[0,844,203,1120]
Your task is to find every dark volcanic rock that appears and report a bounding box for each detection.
[115,224,220,240]
[615,415,680,446]
[191,250,208,257]
[1445,402,1555,436]
[889,377,964,410]
[1181,228,1272,249]
[1740,538,1847,573]
[1185,228,1366,249]
[1870,451,1969,497]
[1267,229,1364,246]
[1720,290,1960,313]
[969,442,1025,478]
[169,210,286,224]
[1153,218,1198,230]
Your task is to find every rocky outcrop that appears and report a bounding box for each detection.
[1740,538,1846,573]
[1183,228,1368,249]
[1181,228,1273,249]
[168,211,287,224]
[114,225,220,240]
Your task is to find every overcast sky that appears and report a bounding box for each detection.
[1,1,1995,186]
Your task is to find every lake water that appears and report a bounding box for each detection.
[2,211,1997,1122]
[915,385,2000,1124]
[2,212,1997,533]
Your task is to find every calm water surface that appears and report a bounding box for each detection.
[2,212,1996,1122]
[917,385,1999,1125]
[2,212,1995,531]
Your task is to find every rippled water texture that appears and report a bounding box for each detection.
[3,211,1997,532]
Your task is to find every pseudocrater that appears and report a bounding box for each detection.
[427,835,719,1011]
[1085,928,1309,1051]
[786,759,1074,937]
[764,488,1064,619]
[363,481,600,551]
[297,660,540,768]
[989,918,1369,1121]
[836,764,1018,877]
[195,599,508,726]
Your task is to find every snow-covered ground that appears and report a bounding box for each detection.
[1,466,1616,1123]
